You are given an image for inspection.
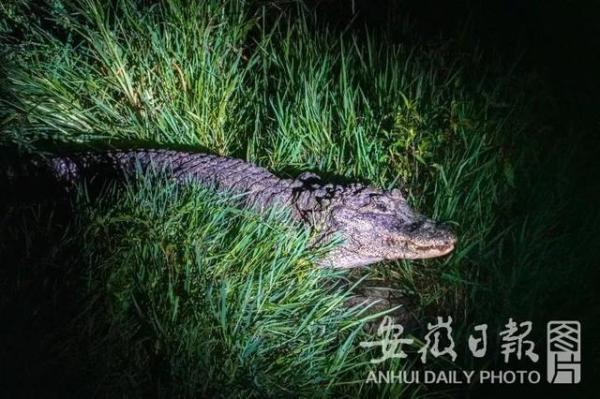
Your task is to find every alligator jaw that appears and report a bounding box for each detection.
[396,240,456,260]
[385,218,457,261]
[319,212,457,268]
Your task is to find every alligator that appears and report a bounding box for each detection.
[14,149,456,268]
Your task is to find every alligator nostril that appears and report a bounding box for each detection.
[408,221,423,232]
[436,222,452,231]
[435,222,456,244]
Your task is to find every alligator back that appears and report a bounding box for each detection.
[44,149,296,212]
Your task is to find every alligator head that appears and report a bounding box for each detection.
[313,185,456,268]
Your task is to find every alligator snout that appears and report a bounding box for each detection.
[384,218,456,260]
[409,219,456,257]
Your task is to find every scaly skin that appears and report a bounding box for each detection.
[41,149,456,268]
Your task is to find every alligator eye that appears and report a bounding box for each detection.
[376,203,388,212]
[371,196,389,212]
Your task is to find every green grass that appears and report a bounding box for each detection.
[72,179,373,397]
[1,0,596,397]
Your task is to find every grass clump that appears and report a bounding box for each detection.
[1,0,258,149]
[71,178,374,397]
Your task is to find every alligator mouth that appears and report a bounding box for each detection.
[382,235,456,260]
[411,242,455,258]
[380,242,455,261]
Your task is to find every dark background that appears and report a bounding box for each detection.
[307,0,600,261]
[307,0,600,396]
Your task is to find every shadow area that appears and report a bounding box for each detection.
[0,141,129,397]
[0,178,92,397]
[0,148,159,397]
